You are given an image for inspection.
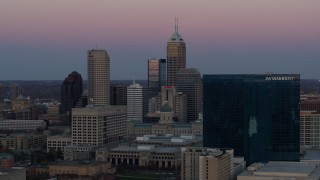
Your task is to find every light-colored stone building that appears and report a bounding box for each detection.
[0,119,46,131]
[96,145,180,169]
[181,147,245,180]
[72,106,126,146]
[127,102,202,138]
[132,135,202,147]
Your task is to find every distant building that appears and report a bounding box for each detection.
[127,102,202,138]
[10,83,20,100]
[71,106,126,146]
[148,58,166,100]
[0,167,26,180]
[300,111,320,148]
[0,153,14,168]
[87,49,110,106]
[60,71,83,115]
[176,68,202,122]
[11,95,30,111]
[110,84,127,105]
[301,94,320,113]
[0,133,45,151]
[48,161,115,179]
[167,20,186,86]
[0,119,46,131]
[0,84,4,103]
[132,135,203,148]
[127,82,143,121]
[238,161,320,180]
[96,145,180,169]
[203,74,300,165]
[47,135,72,152]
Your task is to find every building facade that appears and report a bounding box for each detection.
[203,74,300,165]
[300,111,320,148]
[181,147,235,180]
[176,68,202,122]
[127,83,143,121]
[148,58,166,100]
[60,71,83,115]
[0,119,46,131]
[71,106,126,146]
[167,21,186,86]
[87,49,110,106]
[110,84,127,105]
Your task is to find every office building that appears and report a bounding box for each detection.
[175,92,187,123]
[148,58,166,100]
[110,84,127,105]
[0,133,46,151]
[300,111,320,148]
[127,82,143,121]
[87,49,110,106]
[47,135,72,152]
[176,68,202,122]
[167,20,186,86]
[60,71,83,114]
[11,95,30,111]
[181,147,244,180]
[203,74,300,165]
[71,106,126,146]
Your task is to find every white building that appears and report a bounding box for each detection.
[127,82,143,121]
[71,106,126,146]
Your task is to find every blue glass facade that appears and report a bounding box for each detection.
[203,74,300,165]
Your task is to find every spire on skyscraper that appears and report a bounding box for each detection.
[169,18,184,42]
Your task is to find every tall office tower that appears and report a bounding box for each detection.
[110,84,127,105]
[87,49,110,106]
[127,82,143,121]
[148,58,166,100]
[167,20,186,86]
[60,71,83,115]
[300,111,320,148]
[203,74,300,165]
[72,106,126,146]
[175,92,187,122]
[10,83,20,100]
[0,84,4,103]
[176,68,202,122]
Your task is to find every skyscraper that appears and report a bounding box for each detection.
[176,68,202,122]
[60,71,83,115]
[87,49,110,106]
[148,58,166,100]
[0,84,4,103]
[110,84,127,105]
[203,74,300,165]
[127,82,143,121]
[167,20,186,86]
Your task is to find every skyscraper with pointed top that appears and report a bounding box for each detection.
[167,19,186,86]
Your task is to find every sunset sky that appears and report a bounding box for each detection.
[1,0,320,80]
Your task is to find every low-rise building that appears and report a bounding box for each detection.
[47,135,72,152]
[132,135,202,147]
[238,161,320,180]
[0,133,45,151]
[48,161,115,179]
[0,167,26,180]
[64,144,96,161]
[96,145,180,169]
[0,119,46,131]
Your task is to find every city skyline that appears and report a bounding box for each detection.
[1,0,320,80]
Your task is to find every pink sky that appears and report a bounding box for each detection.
[0,0,320,80]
